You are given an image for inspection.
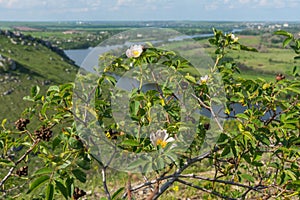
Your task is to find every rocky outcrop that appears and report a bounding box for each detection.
[0,29,74,64]
[0,54,17,71]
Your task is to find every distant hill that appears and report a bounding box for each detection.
[0,30,78,124]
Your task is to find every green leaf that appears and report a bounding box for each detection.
[185,74,196,83]
[55,180,69,199]
[252,161,263,167]
[240,173,255,183]
[112,187,125,200]
[0,159,15,167]
[27,175,50,194]
[130,101,140,116]
[221,146,231,157]
[66,177,74,197]
[33,167,52,176]
[46,183,54,200]
[236,113,249,120]
[283,37,292,47]
[76,159,91,170]
[47,85,60,93]
[274,30,293,38]
[121,139,140,147]
[155,157,165,170]
[285,87,300,94]
[128,158,149,170]
[285,169,297,181]
[72,169,86,183]
[31,85,40,97]
[1,118,7,128]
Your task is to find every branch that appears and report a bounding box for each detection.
[0,139,40,188]
[102,167,111,200]
[178,174,267,191]
[176,179,236,200]
[191,94,224,132]
[152,148,217,199]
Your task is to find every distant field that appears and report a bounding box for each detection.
[0,21,299,122]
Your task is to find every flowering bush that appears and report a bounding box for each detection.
[0,29,299,200]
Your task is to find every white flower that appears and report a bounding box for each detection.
[150,129,175,148]
[230,34,238,42]
[126,44,143,58]
[200,75,209,84]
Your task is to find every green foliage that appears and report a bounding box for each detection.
[1,28,299,199]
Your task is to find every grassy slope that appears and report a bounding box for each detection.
[0,34,78,123]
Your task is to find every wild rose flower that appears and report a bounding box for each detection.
[126,44,143,58]
[230,34,238,42]
[200,75,209,84]
[150,129,175,148]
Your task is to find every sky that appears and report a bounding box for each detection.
[0,0,299,21]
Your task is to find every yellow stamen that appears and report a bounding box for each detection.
[133,50,140,57]
[156,139,167,148]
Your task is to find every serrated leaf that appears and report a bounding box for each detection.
[46,183,54,200]
[55,181,69,199]
[27,175,50,194]
[72,169,86,183]
[33,167,52,176]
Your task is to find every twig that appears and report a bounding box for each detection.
[127,173,132,200]
[191,93,224,132]
[102,167,111,200]
[264,96,299,126]
[176,178,236,200]
[178,174,267,191]
[0,139,40,188]
[152,148,217,199]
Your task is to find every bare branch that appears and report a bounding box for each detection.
[178,174,267,191]
[152,148,217,199]
[0,139,40,188]
[102,167,111,200]
[176,178,237,200]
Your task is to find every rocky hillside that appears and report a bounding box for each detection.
[0,29,78,124]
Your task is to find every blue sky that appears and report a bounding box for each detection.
[0,0,299,21]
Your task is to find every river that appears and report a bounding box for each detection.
[64,29,279,120]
